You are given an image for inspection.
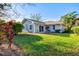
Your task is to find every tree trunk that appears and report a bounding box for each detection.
[8,39,13,49]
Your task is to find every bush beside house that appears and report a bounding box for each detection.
[13,22,24,34]
[72,26,79,34]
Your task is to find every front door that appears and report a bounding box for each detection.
[39,26,44,32]
[45,26,50,32]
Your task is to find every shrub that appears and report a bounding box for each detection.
[0,20,15,48]
[55,30,60,33]
[72,26,79,34]
[0,32,7,44]
[13,22,24,34]
[63,29,71,33]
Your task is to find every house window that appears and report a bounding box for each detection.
[29,25,32,30]
[53,25,55,30]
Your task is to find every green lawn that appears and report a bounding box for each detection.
[14,33,79,56]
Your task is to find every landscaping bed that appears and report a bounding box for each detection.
[0,42,24,56]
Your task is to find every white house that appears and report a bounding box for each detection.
[45,21,65,33]
[22,18,65,33]
[22,18,45,33]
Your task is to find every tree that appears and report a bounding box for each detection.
[30,13,42,21]
[0,3,11,18]
[0,20,15,48]
[6,21,15,48]
[0,3,35,19]
[0,19,5,23]
[13,22,24,34]
[60,11,78,32]
[9,3,36,19]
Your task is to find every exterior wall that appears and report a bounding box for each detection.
[55,25,65,32]
[34,24,39,33]
[49,25,55,32]
[55,25,61,30]
[22,20,34,33]
[55,25,64,30]
[60,25,65,32]
[22,20,45,33]
[45,24,65,33]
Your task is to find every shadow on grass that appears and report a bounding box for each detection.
[14,34,43,45]
[14,34,45,55]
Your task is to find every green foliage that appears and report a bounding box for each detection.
[63,29,71,33]
[72,26,79,34]
[0,19,5,23]
[0,3,11,9]
[0,3,11,17]
[60,11,78,32]
[13,22,24,34]
[0,20,6,33]
[55,30,60,33]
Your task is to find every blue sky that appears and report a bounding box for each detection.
[13,3,79,21]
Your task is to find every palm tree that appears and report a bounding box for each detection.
[60,11,78,32]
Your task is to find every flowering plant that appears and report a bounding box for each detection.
[0,20,15,48]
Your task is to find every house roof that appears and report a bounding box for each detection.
[73,18,79,24]
[45,21,63,25]
[22,18,45,24]
[75,19,79,24]
[22,18,64,25]
[75,18,79,20]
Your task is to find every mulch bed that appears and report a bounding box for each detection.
[0,43,24,56]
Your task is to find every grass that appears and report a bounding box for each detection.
[14,33,79,56]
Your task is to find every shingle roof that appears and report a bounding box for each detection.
[22,18,63,25]
[45,21,63,25]
[22,18,45,24]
